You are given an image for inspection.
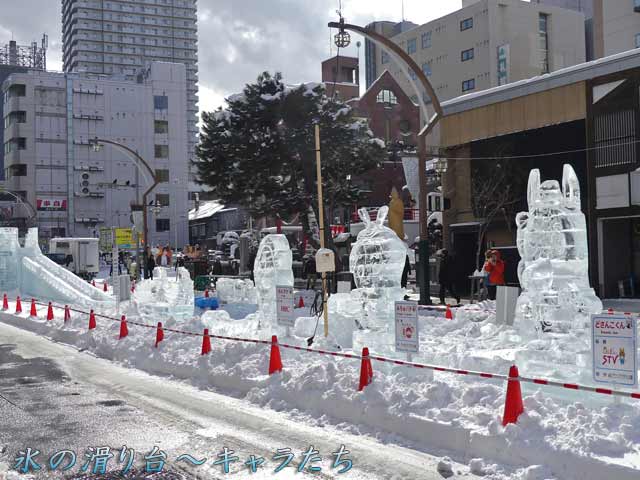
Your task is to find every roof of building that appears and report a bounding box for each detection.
[188,200,225,221]
[358,69,419,107]
[442,49,640,117]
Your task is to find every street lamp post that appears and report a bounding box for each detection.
[88,137,159,278]
[328,18,444,305]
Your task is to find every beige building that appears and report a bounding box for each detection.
[366,0,586,109]
[593,0,640,58]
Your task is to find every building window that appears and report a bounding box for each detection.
[422,62,432,77]
[407,37,417,54]
[154,120,169,134]
[381,51,389,64]
[461,48,474,62]
[460,17,473,31]
[155,193,170,206]
[156,219,170,232]
[408,67,417,80]
[153,95,168,110]
[155,168,170,182]
[462,78,475,92]
[4,111,26,128]
[539,13,549,74]
[635,0,640,12]
[376,89,398,105]
[154,144,169,158]
[7,164,27,177]
[421,31,432,49]
[6,84,26,99]
[636,33,640,49]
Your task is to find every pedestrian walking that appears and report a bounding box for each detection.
[303,254,317,290]
[438,249,461,305]
[483,249,505,301]
[401,255,411,289]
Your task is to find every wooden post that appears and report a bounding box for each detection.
[315,124,329,337]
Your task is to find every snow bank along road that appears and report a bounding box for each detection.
[0,322,477,479]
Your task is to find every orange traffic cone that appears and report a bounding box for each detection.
[445,304,453,320]
[30,299,37,317]
[268,335,283,374]
[15,296,22,314]
[204,289,209,298]
[131,281,135,293]
[103,282,108,292]
[119,315,128,339]
[201,328,211,355]
[46,302,54,321]
[64,305,71,322]
[2,293,8,310]
[297,296,305,308]
[88,310,96,330]
[358,347,374,391]
[155,322,164,348]
[92,279,96,287]
[502,365,524,426]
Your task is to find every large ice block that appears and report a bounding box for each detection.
[254,234,293,321]
[132,266,194,319]
[515,165,602,334]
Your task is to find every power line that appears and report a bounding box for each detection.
[424,137,640,161]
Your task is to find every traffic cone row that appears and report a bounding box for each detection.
[46,302,54,321]
[358,347,374,391]
[103,282,108,292]
[64,305,71,322]
[30,299,37,317]
[15,296,21,314]
[297,296,305,308]
[204,289,209,298]
[2,293,8,311]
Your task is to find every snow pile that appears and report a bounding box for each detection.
[216,278,257,305]
[1,300,640,479]
[131,267,194,319]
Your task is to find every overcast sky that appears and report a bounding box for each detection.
[1,0,461,114]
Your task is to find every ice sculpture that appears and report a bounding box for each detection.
[349,206,407,329]
[254,234,293,321]
[515,165,602,333]
[216,277,257,305]
[0,227,113,308]
[132,266,194,319]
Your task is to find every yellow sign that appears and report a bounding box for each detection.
[115,228,133,248]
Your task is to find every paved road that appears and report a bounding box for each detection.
[0,322,477,479]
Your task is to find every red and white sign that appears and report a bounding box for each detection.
[395,301,419,353]
[592,313,637,388]
[276,285,295,327]
[37,198,67,211]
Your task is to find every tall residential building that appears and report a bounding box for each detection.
[0,37,48,180]
[61,0,198,186]
[2,62,190,247]
[532,0,594,59]
[366,0,586,109]
[593,0,640,58]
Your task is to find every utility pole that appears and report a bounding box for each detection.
[315,124,329,337]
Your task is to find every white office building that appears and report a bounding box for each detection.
[61,0,199,186]
[2,62,189,248]
[366,0,586,108]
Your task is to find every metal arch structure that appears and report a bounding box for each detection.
[89,137,160,278]
[327,20,444,305]
[0,188,37,228]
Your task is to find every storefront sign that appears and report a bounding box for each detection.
[115,228,133,248]
[395,301,419,353]
[276,285,295,327]
[37,198,67,211]
[592,313,637,387]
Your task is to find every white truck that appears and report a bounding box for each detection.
[49,237,100,280]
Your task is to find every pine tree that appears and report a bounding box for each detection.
[195,72,386,247]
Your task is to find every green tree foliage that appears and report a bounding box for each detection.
[195,72,386,245]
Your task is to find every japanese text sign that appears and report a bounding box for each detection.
[592,313,637,388]
[395,301,419,353]
[276,285,295,327]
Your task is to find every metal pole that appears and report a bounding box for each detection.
[418,138,432,305]
[314,124,329,338]
[143,192,149,279]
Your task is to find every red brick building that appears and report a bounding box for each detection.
[321,55,360,102]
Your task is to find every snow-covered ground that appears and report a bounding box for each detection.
[1,290,639,480]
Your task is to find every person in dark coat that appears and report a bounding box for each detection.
[438,249,460,305]
[146,249,156,280]
[303,254,317,290]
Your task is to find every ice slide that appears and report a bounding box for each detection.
[0,228,113,308]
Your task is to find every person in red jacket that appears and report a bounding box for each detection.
[483,250,505,300]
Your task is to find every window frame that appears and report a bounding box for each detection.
[461,48,474,62]
[462,78,476,92]
[421,31,432,49]
[460,17,473,31]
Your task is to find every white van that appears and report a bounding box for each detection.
[49,238,100,279]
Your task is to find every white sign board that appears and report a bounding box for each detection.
[276,285,295,327]
[592,314,637,388]
[395,301,419,353]
[315,248,335,273]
